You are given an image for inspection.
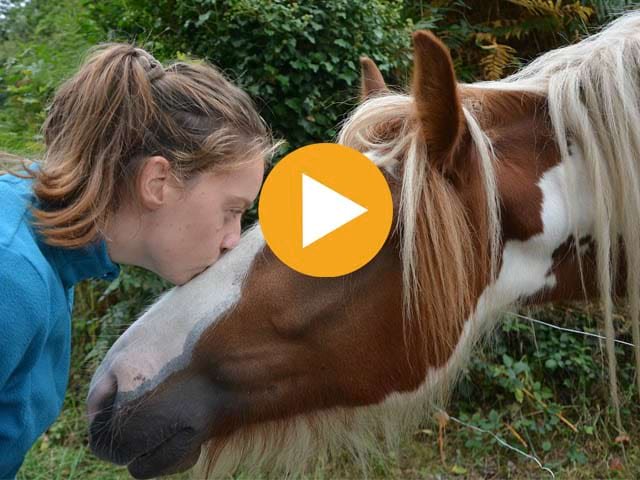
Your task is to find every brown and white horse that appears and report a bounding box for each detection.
[88,12,640,479]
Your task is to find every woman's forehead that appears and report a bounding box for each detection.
[216,158,265,194]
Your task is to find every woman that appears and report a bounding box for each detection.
[0,44,276,478]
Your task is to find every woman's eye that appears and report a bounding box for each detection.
[225,210,244,222]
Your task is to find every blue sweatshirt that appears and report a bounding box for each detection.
[0,173,120,479]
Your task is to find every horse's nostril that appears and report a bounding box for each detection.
[87,374,117,424]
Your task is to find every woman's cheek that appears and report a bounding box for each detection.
[211,212,227,236]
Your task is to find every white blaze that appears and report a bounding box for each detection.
[90,225,266,400]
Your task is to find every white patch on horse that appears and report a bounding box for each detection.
[90,225,266,403]
[392,142,594,401]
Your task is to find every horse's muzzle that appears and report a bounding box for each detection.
[87,372,225,479]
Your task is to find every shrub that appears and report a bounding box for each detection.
[403,0,601,81]
[0,0,103,155]
[90,0,413,151]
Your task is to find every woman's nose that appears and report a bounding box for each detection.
[221,228,241,251]
[223,235,241,251]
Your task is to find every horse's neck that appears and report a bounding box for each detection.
[459,89,593,309]
[421,143,596,392]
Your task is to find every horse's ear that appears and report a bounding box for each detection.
[412,31,465,173]
[360,56,388,99]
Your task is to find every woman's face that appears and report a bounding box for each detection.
[143,157,265,285]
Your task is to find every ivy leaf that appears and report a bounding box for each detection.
[196,11,212,27]
[451,465,468,475]
[515,388,524,403]
[502,354,514,368]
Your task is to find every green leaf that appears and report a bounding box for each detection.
[334,38,350,48]
[515,388,524,403]
[451,465,468,475]
[195,11,212,27]
[275,75,290,87]
[502,354,514,368]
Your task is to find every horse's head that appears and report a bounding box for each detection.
[88,32,557,478]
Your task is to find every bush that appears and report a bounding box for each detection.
[403,0,600,81]
[90,0,413,151]
[452,307,638,471]
[0,0,104,155]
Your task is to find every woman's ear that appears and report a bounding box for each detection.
[138,156,172,209]
[360,56,388,99]
[412,31,466,174]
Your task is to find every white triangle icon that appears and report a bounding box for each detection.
[302,174,368,248]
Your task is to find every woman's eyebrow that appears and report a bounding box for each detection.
[227,195,253,208]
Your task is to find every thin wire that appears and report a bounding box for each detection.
[509,312,636,348]
[437,308,638,478]
[439,408,556,479]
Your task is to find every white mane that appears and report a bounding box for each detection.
[487,9,640,429]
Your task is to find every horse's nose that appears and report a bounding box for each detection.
[87,373,117,424]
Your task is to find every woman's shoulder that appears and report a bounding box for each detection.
[0,173,52,286]
[0,246,50,330]
[0,244,45,285]
[0,170,36,199]
[0,173,37,244]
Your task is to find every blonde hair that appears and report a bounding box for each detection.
[338,93,500,371]
[16,43,276,248]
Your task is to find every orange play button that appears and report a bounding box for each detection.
[258,143,393,277]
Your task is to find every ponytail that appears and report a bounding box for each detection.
[29,43,276,248]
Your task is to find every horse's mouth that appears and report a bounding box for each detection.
[127,427,201,479]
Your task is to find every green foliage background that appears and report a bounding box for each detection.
[1,0,640,478]
[90,0,413,152]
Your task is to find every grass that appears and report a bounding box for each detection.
[15,382,640,480]
[18,401,132,480]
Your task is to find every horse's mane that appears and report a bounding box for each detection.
[340,9,640,430]
[348,11,640,432]
[483,10,640,429]
[338,94,500,373]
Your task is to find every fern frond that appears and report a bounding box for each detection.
[562,2,594,23]
[507,0,563,18]
[476,33,517,80]
[488,18,528,40]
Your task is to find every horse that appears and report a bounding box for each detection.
[87,11,640,479]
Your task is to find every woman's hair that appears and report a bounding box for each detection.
[18,43,277,248]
